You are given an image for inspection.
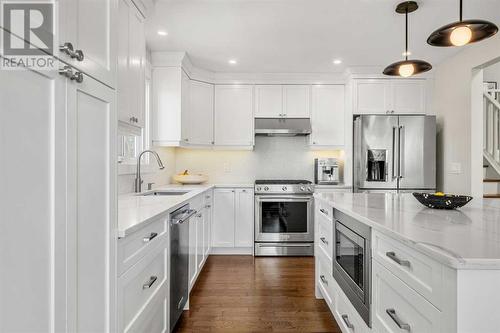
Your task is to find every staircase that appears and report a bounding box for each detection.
[483,87,500,198]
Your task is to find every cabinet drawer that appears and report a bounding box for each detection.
[119,244,168,331]
[317,254,335,306]
[118,217,167,275]
[373,260,441,333]
[317,214,333,261]
[336,291,369,333]
[315,199,332,221]
[124,282,168,333]
[372,230,443,308]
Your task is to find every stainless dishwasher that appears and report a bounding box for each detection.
[169,204,196,332]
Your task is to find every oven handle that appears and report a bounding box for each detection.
[257,244,313,248]
[255,195,313,202]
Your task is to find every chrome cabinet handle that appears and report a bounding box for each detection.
[205,204,211,208]
[196,213,202,218]
[142,276,158,289]
[320,237,328,245]
[58,65,73,78]
[341,314,354,329]
[320,275,328,285]
[386,309,410,331]
[70,71,84,83]
[386,251,411,267]
[319,208,329,216]
[205,195,211,199]
[59,42,84,61]
[143,232,158,243]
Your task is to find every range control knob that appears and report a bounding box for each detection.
[300,186,306,191]
[264,186,269,191]
[256,186,261,191]
[307,187,312,192]
[282,186,288,191]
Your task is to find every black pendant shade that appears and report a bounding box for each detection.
[383,1,432,77]
[427,0,498,47]
[383,59,432,76]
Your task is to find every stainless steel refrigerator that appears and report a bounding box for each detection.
[353,115,436,193]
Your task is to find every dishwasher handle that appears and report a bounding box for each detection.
[171,208,197,225]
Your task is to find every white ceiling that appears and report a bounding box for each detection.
[146,0,500,73]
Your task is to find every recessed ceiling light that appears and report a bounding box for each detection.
[228,59,237,65]
[157,30,168,36]
[333,59,342,65]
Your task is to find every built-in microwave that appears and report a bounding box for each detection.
[332,209,371,327]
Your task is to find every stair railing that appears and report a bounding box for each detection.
[484,89,500,175]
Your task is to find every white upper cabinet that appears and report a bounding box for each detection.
[214,85,254,147]
[310,85,345,147]
[354,79,426,115]
[152,67,190,146]
[254,85,310,118]
[188,80,214,145]
[283,85,311,118]
[60,0,117,88]
[392,80,426,114]
[117,0,146,127]
[254,85,283,118]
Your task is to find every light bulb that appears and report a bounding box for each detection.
[399,63,415,77]
[450,25,472,46]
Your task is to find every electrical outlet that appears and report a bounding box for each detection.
[450,162,462,174]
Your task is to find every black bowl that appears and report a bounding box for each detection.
[412,193,473,210]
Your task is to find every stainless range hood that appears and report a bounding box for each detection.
[255,118,312,136]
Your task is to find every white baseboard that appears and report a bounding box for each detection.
[210,247,253,255]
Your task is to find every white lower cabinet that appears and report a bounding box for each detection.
[212,188,254,251]
[372,260,441,333]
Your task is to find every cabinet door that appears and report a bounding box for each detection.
[310,85,345,147]
[117,0,131,124]
[181,71,191,144]
[355,80,392,114]
[254,85,283,117]
[188,212,198,290]
[62,0,117,87]
[189,80,214,145]
[283,85,311,118]
[66,74,117,333]
[196,212,204,270]
[204,205,211,257]
[391,80,426,114]
[0,65,67,332]
[128,4,146,127]
[214,85,254,146]
[235,189,254,247]
[212,189,235,247]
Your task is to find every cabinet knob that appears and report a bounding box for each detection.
[70,71,84,83]
[58,65,73,78]
[73,49,84,61]
[59,42,84,61]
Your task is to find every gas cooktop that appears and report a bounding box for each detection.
[255,179,312,185]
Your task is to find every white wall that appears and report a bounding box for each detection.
[118,147,176,194]
[484,61,500,84]
[432,34,500,195]
[174,136,347,184]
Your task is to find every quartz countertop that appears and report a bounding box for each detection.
[118,183,254,238]
[314,192,500,269]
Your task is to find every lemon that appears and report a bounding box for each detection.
[434,192,445,196]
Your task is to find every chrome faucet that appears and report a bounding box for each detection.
[135,150,165,193]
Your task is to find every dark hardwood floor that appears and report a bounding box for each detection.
[174,256,341,333]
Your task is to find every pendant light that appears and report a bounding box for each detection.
[427,0,498,47]
[383,1,432,77]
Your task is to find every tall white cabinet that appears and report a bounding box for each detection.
[310,85,345,147]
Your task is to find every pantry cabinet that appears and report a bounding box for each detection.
[212,188,254,249]
[214,85,254,147]
[117,0,146,127]
[254,84,310,118]
[1,55,116,332]
[59,0,117,87]
[353,79,426,115]
[310,85,345,147]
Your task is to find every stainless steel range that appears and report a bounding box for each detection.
[254,180,314,256]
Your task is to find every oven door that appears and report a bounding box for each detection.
[255,195,313,242]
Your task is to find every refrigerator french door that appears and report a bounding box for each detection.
[354,115,436,192]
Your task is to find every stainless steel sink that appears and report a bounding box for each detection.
[140,190,190,196]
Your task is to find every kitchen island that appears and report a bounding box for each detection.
[314,192,500,333]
